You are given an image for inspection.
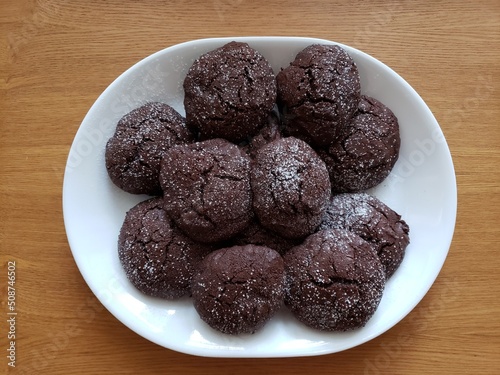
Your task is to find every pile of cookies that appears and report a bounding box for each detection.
[105,42,410,335]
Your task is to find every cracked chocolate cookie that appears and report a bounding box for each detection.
[284,228,385,331]
[250,137,331,239]
[318,96,400,193]
[276,44,361,148]
[319,193,410,278]
[159,138,252,243]
[191,245,285,334]
[118,197,214,299]
[183,41,277,143]
[229,217,300,255]
[105,102,194,195]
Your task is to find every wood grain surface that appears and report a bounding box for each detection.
[1,0,499,374]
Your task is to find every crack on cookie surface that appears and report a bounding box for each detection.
[184,41,277,142]
[118,197,214,299]
[160,139,252,243]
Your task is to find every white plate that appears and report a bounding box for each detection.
[63,37,457,357]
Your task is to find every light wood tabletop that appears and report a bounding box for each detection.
[1,0,499,374]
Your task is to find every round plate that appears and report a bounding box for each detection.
[63,37,457,357]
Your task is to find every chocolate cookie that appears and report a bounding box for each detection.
[191,245,285,334]
[105,102,194,195]
[318,96,400,193]
[159,138,252,243]
[229,217,300,255]
[251,137,331,239]
[319,193,410,278]
[284,229,385,331]
[183,41,277,143]
[277,44,361,148]
[118,197,214,299]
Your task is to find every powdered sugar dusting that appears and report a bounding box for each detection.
[191,245,285,334]
[109,42,411,336]
[319,193,410,278]
[160,138,252,243]
[284,228,385,331]
[105,102,193,195]
[319,95,401,193]
[184,41,277,142]
[118,197,214,299]
[251,137,331,239]
[276,44,361,147]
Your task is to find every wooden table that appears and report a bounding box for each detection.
[1,0,499,374]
